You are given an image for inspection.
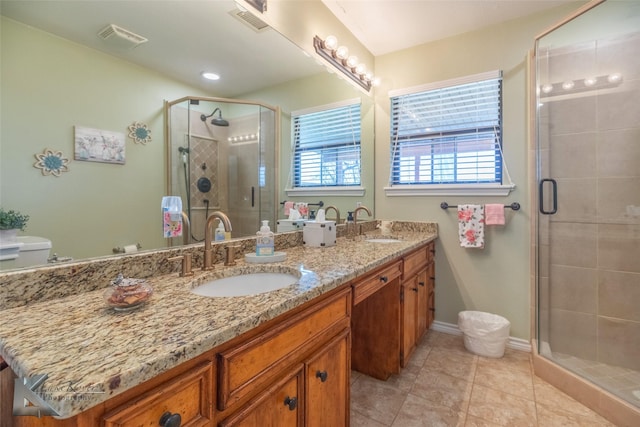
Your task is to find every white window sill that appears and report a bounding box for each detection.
[285,186,366,197]
[384,183,515,197]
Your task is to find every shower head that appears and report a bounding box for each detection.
[200,107,229,127]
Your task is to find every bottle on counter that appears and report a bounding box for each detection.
[256,220,275,256]
[346,211,356,239]
[215,220,226,241]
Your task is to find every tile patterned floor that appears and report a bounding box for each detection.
[350,331,617,426]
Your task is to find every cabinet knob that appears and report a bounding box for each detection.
[411,287,418,293]
[316,370,328,382]
[159,411,182,427]
[379,276,388,283]
[284,396,298,411]
[429,308,436,312]
[418,281,425,287]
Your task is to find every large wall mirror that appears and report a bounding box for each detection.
[0,1,374,272]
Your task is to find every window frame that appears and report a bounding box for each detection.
[384,70,514,197]
[286,99,365,197]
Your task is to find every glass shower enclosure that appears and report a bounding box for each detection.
[535,0,640,409]
[165,96,279,243]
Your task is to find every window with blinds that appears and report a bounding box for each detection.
[292,102,361,187]
[390,71,503,186]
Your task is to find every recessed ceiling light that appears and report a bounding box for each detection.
[201,72,220,81]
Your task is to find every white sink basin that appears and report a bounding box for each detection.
[365,238,402,243]
[191,272,299,297]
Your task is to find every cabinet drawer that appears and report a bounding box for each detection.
[403,246,428,279]
[103,363,212,427]
[218,288,351,410]
[352,260,402,305]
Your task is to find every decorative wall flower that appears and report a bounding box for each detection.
[128,121,152,145]
[33,148,70,177]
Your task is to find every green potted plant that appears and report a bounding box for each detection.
[0,208,29,242]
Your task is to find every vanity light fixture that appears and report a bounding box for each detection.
[539,73,623,97]
[228,132,259,143]
[313,35,376,92]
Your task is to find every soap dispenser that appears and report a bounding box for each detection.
[215,220,226,241]
[256,220,275,256]
[346,211,356,239]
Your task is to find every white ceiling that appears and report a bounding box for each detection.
[1,0,581,96]
[321,0,580,56]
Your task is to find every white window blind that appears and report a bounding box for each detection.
[389,71,503,187]
[292,102,361,187]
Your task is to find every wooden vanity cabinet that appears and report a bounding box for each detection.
[351,260,403,380]
[215,287,351,427]
[401,242,435,367]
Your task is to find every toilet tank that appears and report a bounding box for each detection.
[15,236,52,267]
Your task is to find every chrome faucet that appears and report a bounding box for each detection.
[203,211,232,270]
[324,205,341,224]
[353,205,372,236]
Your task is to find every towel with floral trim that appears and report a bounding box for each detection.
[458,204,485,248]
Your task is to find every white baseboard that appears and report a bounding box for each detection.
[430,320,532,353]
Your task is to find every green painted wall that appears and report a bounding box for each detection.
[0,17,212,261]
[373,4,583,340]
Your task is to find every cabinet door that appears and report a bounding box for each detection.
[306,330,350,427]
[401,277,418,367]
[416,268,429,340]
[427,261,436,329]
[220,366,303,427]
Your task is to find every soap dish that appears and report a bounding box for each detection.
[245,251,287,264]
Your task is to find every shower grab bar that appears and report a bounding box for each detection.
[440,201,521,211]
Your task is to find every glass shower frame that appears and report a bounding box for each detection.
[164,96,280,243]
[534,0,640,410]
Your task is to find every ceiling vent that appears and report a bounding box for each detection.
[229,8,270,32]
[97,24,148,48]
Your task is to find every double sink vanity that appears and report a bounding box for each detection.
[0,220,437,426]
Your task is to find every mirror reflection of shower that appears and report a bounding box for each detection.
[166,96,278,245]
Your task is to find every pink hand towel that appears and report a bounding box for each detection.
[283,201,294,216]
[458,205,484,248]
[485,204,505,225]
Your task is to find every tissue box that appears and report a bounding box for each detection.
[277,219,305,233]
[303,221,336,247]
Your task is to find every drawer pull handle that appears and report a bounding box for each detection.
[284,396,298,411]
[379,276,388,283]
[316,370,328,382]
[418,281,425,287]
[430,277,435,280]
[159,411,182,427]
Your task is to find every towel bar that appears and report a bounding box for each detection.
[440,202,520,211]
[280,200,324,207]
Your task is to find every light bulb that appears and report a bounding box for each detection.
[355,63,366,75]
[562,81,575,90]
[335,46,349,60]
[607,73,622,83]
[584,77,598,87]
[364,71,373,82]
[346,55,359,69]
[541,84,553,94]
[323,35,338,51]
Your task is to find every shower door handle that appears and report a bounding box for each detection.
[539,178,557,215]
[251,186,255,207]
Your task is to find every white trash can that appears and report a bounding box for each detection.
[458,311,510,358]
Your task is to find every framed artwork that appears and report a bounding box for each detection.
[74,126,125,164]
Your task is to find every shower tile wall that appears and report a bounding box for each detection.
[539,32,640,371]
[189,135,220,241]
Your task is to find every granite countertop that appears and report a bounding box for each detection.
[0,225,436,419]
